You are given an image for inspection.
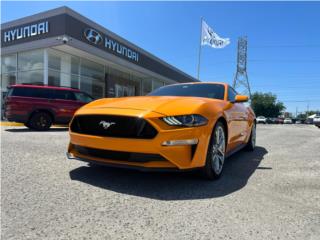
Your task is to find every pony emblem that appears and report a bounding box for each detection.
[99,121,116,130]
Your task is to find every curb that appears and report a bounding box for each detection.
[0,122,24,126]
[0,122,68,128]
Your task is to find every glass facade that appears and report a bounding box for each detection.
[108,66,142,97]
[18,49,44,85]
[1,54,17,91]
[1,48,169,98]
[80,58,104,99]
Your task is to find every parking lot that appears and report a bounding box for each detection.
[1,124,320,240]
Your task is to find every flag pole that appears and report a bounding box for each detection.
[197,17,203,80]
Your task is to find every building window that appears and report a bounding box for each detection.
[71,75,80,89]
[131,74,142,96]
[142,78,152,95]
[48,49,80,88]
[17,49,44,85]
[2,54,17,74]
[80,76,104,99]
[1,54,17,92]
[18,49,44,72]
[1,73,17,91]
[81,59,104,80]
[48,70,61,86]
[80,59,104,99]
[107,66,141,97]
[18,70,44,85]
[152,79,164,90]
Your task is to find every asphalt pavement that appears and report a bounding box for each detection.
[1,124,320,240]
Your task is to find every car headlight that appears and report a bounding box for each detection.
[162,114,208,127]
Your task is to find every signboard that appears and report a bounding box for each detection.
[3,21,49,43]
[1,13,196,83]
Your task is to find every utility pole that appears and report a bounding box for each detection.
[233,37,251,99]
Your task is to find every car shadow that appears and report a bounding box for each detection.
[69,146,268,200]
[5,127,69,132]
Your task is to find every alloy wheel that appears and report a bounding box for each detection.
[211,125,225,175]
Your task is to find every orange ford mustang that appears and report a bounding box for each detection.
[67,82,256,179]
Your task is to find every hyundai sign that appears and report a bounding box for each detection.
[3,21,49,42]
[83,28,139,62]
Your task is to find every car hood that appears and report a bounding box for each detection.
[81,96,222,116]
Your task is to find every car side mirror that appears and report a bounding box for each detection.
[234,95,249,103]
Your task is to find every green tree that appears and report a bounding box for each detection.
[297,113,307,120]
[251,92,285,117]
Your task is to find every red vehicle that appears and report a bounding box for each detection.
[275,117,284,124]
[4,84,94,130]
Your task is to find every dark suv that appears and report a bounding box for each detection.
[4,84,94,130]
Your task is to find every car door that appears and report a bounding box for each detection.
[224,86,246,150]
[51,90,83,123]
[236,100,250,142]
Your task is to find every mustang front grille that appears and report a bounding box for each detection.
[70,114,158,139]
[72,144,166,163]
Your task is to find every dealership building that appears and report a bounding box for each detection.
[1,6,197,99]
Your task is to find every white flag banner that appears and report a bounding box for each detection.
[201,20,230,48]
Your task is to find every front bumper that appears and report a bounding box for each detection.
[67,112,212,170]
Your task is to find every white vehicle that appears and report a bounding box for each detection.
[256,116,267,124]
[284,118,292,124]
[314,115,320,128]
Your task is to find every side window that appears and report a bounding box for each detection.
[11,87,51,99]
[11,87,29,97]
[53,90,76,101]
[11,87,35,97]
[6,88,13,97]
[227,86,237,102]
[33,89,52,99]
[74,92,94,103]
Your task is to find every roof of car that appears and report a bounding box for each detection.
[9,84,81,92]
[170,82,228,87]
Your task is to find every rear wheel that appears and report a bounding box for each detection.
[29,112,52,131]
[246,122,256,151]
[202,122,226,180]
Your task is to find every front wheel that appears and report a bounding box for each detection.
[202,122,226,180]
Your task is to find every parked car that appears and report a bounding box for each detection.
[4,84,94,130]
[284,118,293,124]
[275,118,284,124]
[67,82,256,179]
[314,115,320,128]
[266,117,277,124]
[256,116,267,124]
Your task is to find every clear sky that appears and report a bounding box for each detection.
[2,1,320,114]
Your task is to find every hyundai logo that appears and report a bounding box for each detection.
[84,28,103,45]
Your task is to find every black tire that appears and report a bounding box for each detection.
[88,162,99,167]
[24,122,32,129]
[245,122,256,151]
[201,122,226,180]
[29,112,52,131]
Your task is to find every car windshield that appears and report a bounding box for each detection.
[148,83,225,100]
